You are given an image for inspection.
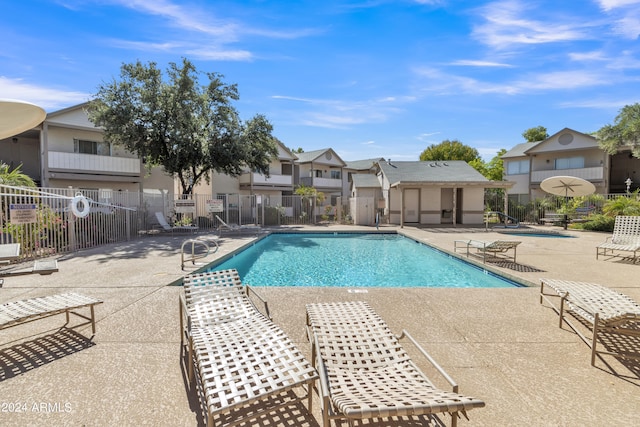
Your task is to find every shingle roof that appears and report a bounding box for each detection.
[344,158,384,171]
[378,160,489,185]
[351,174,381,188]
[501,141,542,158]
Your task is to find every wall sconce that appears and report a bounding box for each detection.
[545,159,549,163]
[12,137,18,144]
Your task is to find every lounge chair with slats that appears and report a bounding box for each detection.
[305,301,485,427]
[214,215,261,235]
[540,278,640,366]
[454,239,521,263]
[596,215,640,262]
[0,292,102,334]
[180,269,317,427]
[154,211,198,234]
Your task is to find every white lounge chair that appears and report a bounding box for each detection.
[0,243,20,264]
[306,301,485,427]
[1,292,102,335]
[154,212,198,234]
[540,278,640,366]
[180,269,317,427]
[454,239,521,263]
[596,215,640,262]
[214,214,261,235]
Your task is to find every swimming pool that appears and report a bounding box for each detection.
[207,233,521,288]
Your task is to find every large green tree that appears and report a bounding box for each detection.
[597,103,640,157]
[87,58,278,195]
[419,139,480,162]
[522,126,549,142]
[469,148,506,181]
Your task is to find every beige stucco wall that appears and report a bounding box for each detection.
[461,187,485,224]
[420,187,441,224]
[504,169,530,194]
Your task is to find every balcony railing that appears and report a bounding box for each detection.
[48,152,140,175]
[300,177,342,188]
[239,172,293,186]
[530,166,604,183]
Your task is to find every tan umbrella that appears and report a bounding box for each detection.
[540,175,596,198]
[0,99,46,140]
[540,175,595,230]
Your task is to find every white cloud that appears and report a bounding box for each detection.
[611,13,640,39]
[272,94,412,129]
[472,0,593,49]
[597,0,640,11]
[413,66,612,96]
[0,77,90,110]
[416,132,441,141]
[449,60,514,67]
[515,70,608,90]
[113,0,239,40]
[413,67,520,95]
[568,50,608,61]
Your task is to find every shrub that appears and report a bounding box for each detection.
[602,193,640,217]
[579,214,616,232]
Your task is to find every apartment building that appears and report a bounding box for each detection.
[502,128,615,203]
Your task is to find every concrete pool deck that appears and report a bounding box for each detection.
[0,225,639,426]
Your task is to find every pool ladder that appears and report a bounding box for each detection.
[181,237,219,270]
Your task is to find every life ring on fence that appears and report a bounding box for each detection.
[71,194,90,218]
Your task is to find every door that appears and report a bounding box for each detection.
[404,189,419,223]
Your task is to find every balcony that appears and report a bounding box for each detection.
[239,172,293,187]
[530,166,604,183]
[48,152,140,175]
[300,177,342,188]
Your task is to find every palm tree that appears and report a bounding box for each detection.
[602,193,640,217]
[0,162,36,187]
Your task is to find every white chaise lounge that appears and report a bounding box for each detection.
[540,278,640,366]
[596,215,640,262]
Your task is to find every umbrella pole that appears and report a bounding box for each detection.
[563,189,569,230]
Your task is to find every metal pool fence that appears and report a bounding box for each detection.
[0,185,346,262]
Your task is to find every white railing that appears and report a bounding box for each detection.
[300,177,342,188]
[48,152,140,174]
[239,173,293,186]
[530,166,604,183]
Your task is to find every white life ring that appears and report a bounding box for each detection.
[71,195,90,218]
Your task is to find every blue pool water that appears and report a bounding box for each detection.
[208,233,520,288]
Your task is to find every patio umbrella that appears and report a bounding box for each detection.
[0,99,46,140]
[540,175,595,230]
[540,175,596,198]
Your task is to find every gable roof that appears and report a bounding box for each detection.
[294,148,345,166]
[378,160,489,186]
[524,127,598,154]
[501,141,542,158]
[351,173,381,188]
[344,158,385,171]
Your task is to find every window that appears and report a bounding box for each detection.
[315,170,323,178]
[506,160,530,175]
[74,139,111,156]
[281,163,292,176]
[555,156,584,170]
[330,170,341,179]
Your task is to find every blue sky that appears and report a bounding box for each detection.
[2,0,640,161]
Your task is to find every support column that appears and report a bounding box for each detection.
[452,188,457,227]
[400,187,404,228]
